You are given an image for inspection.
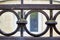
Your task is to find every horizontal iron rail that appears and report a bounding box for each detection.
[0,36,60,40]
[0,4,60,10]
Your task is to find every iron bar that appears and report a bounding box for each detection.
[20,0,24,37]
[21,0,23,4]
[50,0,53,4]
[50,26,53,37]
[50,10,53,37]
[50,0,53,37]
[0,4,60,10]
[20,25,23,37]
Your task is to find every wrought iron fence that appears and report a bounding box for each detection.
[0,0,60,37]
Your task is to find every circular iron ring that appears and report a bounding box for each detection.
[24,10,50,37]
[0,10,20,36]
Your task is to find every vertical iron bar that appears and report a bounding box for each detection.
[21,25,23,37]
[21,0,23,37]
[50,0,52,4]
[21,0,23,5]
[50,25,53,37]
[50,10,53,19]
[50,0,53,19]
[21,0,23,18]
[50,0,53,37]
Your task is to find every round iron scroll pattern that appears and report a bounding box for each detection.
[0,10,60,37]
[24,10,50,37]
[0,10,20,36]
[53,11,60,35]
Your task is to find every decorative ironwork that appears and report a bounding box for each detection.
[0,0,60,37]
[0,10,20,36]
